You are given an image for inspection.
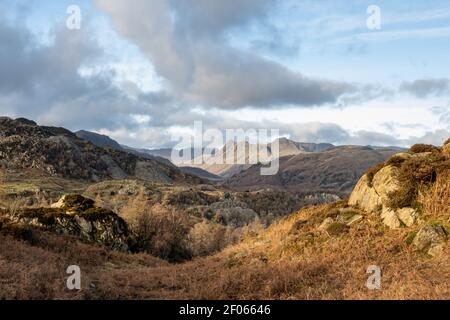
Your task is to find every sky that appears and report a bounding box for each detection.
[0,0,449,148]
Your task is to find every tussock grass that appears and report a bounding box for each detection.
[419,170,450,223]
[386,150,450,209]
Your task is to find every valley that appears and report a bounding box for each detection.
[0,117,448,299]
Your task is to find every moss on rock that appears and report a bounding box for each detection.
[61,194,95,211]
[7,195,131,251]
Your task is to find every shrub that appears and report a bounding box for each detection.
[386,153,450,209]
[212,207,258,228]
[83,207,122,221]
[386,155,406,167]
[187,221,227,256]
[62,194,95,211]
[166,190,218,207]
[133,207,192,262]
[15,208,64,225]
[410,144,438,154]
[0,222,37,244]
[419,170,450,221]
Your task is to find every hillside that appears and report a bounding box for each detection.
[125,147,206,165]
[226,146,401,193]
[82,180,338,260]
[131,147,173,160]
[0,117,200,185]
[178,167,223,182]
[75,130,124,151]
[282,138,334,153]
[0,140,448,299]
[75,130,178,168]
[83,180,338,225]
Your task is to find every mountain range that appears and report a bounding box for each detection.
[179,138,335,178]
[75,130,221,181]
[0,117,405,197]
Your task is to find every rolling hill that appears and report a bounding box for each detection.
[226,145,402,193]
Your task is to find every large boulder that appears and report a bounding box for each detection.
[371,165,402,206]
[348,175,382,213]
[9,195,130,251]
[348,160,419,229]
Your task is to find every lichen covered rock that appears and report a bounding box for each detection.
[348,140,449,229]
[348,174,381,213]
[9,195,130,251]
[371,165,402,207]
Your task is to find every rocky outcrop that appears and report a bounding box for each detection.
[0,117,200,184]
[349,161,417,228]
[348,163,420,229]
[7,195,131,251]
[348,175,381,213]
[349,164,405,214]
[380,208,402,229]
[371,165,402,205]
[348,141,449,230]
[380,207,418,229]
[396,207,418,227]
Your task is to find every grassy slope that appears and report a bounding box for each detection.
[1,197,448,299]
[1,145,449,300]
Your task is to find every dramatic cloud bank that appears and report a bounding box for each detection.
[93,0,355,109]
[0,0,448,148]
